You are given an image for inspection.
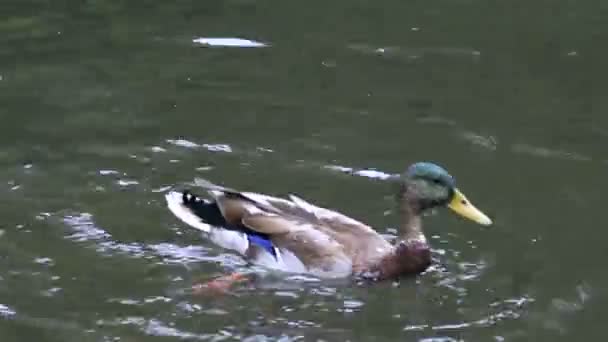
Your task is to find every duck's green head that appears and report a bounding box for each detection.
[402,162,492,226]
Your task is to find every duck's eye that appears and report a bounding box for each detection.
[432,178,441,185]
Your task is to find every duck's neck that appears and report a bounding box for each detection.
[361,191,431,281]
[398,192,425,243]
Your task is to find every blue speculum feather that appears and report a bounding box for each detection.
[246,232,277,257]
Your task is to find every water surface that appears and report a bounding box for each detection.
[1,0,606,341]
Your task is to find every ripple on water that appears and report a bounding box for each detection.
[98,316,225,340]
[96,169,141,189]
[98,170,120,176]
[460,131,498,151]
[415,115,457,127]
[62,212,247,268]
[192,37,268,48]
[64,213,110,242]
[347,43,480,61]
[149,146,166,153]
[166,139,199,149]
[324,164,397,180]
[166,139,233,153]
[116,179,139,187]
[512,143,591,162]
[33,257,54,266]
[0,304,16,318]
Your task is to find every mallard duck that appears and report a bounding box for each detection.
[165,162,492,282]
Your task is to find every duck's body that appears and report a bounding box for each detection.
[165,163,492,281]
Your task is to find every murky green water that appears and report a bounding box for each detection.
[1,1,606,341]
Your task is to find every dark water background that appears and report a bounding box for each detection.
[1,1,607,341]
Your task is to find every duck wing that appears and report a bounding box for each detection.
[192,178,392,271]
[193,178,378,234]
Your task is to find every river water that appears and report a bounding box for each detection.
[1,1,606,341]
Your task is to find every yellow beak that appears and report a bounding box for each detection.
[447,188,493,226]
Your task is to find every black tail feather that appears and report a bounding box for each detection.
[181,190,228,227]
